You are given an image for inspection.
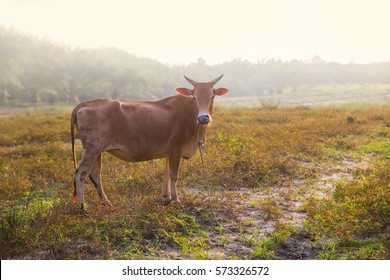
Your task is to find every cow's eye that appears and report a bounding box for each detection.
[193,96,197,101]
[211,95,215,101]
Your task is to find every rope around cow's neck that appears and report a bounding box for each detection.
[197,126,235,235]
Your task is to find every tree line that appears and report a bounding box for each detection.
[1,27,390,106]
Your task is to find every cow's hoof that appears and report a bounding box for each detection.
[163,194,171,205]
[76,204,87,215]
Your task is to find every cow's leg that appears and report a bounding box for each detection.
[164,158,172,204]
[165,152,181,204]
[73,149,99,210]
[89,153,112,207]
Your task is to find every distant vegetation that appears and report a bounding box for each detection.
[1,27,390,107]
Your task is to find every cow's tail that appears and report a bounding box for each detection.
[71,107,78,204]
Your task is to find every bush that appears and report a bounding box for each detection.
[259,96,280,110]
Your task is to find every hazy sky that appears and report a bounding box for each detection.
[1,0,389,65]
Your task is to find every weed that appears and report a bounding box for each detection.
[251,231,287,259]
[251,197,283,220]
[317,237,388,260]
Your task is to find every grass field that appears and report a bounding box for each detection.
[219,84,390,107]
[0,104,389,259]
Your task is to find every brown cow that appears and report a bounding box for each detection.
[71,75,228,209]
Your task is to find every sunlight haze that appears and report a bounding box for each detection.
[1,0,389,64]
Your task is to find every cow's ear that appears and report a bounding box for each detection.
[214,88,229,96]
[176,87,194,97]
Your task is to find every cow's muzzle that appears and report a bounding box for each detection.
[197,114,211,124]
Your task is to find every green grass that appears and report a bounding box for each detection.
[0,104,389,259]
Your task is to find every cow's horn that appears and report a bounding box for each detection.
[184,76,197,86]
[210,75,224,85]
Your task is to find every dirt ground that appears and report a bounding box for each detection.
[180,156,372,259]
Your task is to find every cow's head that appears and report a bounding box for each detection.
[176,75,229,125]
